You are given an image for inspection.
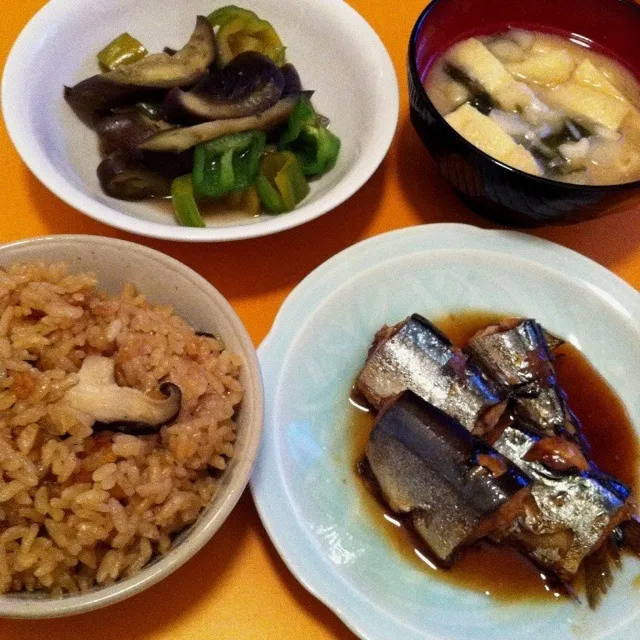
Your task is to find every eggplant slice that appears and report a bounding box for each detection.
[97,152,173,200]
[356,314,505,433]
[163,51,285,122]
[65,17,216,118]
[366,391,532,564]
[139,94,303,153]
[281,63,303,95]
[96,111,175,152]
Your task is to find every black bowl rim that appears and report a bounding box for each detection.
[407,0,640,193]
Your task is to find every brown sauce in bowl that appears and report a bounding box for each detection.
[349,311,639,603]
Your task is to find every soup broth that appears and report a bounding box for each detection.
[425,30,640,185]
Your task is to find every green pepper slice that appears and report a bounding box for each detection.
[98,33,148,71]
[215,15,285,67]
[171,175,206,227]
[279,98,341,176]
[192,131,266,198]
[208,5,259,29]
[255,151,309,214]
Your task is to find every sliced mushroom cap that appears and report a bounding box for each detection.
[65,17,216,118]
[64,355,181,434]
[139,93,305,153]
[164,51,285,122]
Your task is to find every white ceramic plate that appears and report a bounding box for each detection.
[1,0,398,241]
[0,235,263,617]
[252,223,640,640]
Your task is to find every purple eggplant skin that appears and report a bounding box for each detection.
[281,63,303,95]
[163,52,285,123]
[95,111,174,152]
[139,93,304,153]
[65,17,216,121]
[366,390,532,564]
[97,152,173,200]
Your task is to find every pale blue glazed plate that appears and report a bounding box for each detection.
[251,223,640,640]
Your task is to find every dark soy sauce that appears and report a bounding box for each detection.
[349,311,639,603]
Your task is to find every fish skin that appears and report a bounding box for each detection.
[493,421,634,580]
[366,391,532,564]
[357,315,504,432]
[514,385,569,434]
[468,319,555,389]
[468,319,583,442]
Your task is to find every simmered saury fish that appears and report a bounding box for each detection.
[467,318,583,442]
[365,391,532,564]
[493,421,635,580]
[357,315,504,433]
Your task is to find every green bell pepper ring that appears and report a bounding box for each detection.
[98,33,148,71]
[255,151,309,214]
[207,5,259,29]
[294,126,341,176]
[192,131,266,198]
[171,175,206,227]
[279,98,341,176]
[215,16,286,67]
[279,97,316,147]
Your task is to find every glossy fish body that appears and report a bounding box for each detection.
[357,315,504,432]
[494,421,634,580]
[468,319,555,389]
[366,391,532,564]
[468,318,582,441]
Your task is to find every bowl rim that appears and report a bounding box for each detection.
[407,0,640,192]
[1,0,399,243]
[0,234,264,618]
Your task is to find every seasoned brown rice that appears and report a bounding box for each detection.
[0,262,243,595]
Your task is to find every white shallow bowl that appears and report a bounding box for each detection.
[0,235,264,618]
[1,0,398,242]
[252,223,640,640]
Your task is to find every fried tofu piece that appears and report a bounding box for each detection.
[543,82,630,131]
[507,50,575,86]
[445,103,541,175]
[447,38,514,95]
[573,59,629,103]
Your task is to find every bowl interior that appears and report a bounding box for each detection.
[0,236,263,617]
[413,0,640,86]
[4,0,396,239]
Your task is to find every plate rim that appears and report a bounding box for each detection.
[252,223,640,640]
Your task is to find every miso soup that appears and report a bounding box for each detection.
[425,30,640,185]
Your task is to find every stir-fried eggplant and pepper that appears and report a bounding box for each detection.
[65,6,340,225]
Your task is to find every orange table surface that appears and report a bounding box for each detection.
[1,1,640,638]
